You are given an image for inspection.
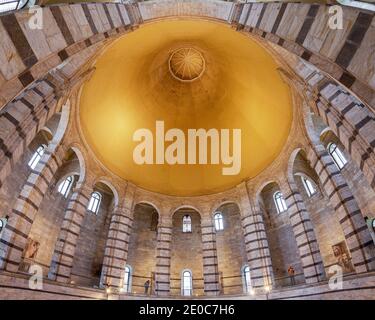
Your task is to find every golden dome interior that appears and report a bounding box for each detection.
[79,20,293,196]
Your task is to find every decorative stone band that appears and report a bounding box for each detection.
[0,3,141,110]
[233,2,374,108]
[201,221,220,296]
[307,142,375,273]
[241,210,273,289]
[48,184,92,283]
[283,181,326,283]
[154,224,172,296]
[0,74,62,191]
[100,207,133,289]
[311,80,375,190]
[0,145,64,272]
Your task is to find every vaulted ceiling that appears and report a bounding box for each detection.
[79,20,293,196]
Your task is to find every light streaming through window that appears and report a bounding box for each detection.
[328,143,347,170]
[87,192,102,214]
[214,212,224,231]
[243,265,252,294]
[183,215,192,233]
[57,176,74,198]
[123,265,131,293]
[28,145,45,169]
[182,270,193,296]
[274,191,287,214]
[301,176,317,197]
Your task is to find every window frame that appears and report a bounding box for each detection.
[0,0,29,14]
[242,265,252,294]
[301,176,317,197]
[123,265,132,293]
[274,191,288,214]
[87,191,102,214]
[181,269,193,296]
[0,218,6,238]
[328,143,347,170]
[57,175,74,198]
[214,212,224,231]
[182,215,192,233]
[28,145,46,170]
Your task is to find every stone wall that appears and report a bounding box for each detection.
[27,191,69,275]
[126,204,158,294]
[71,190,113,287]
[170,209,204,296]
[293,154,346,268]
[0,0,374,299]
[321,130,375,219]
[215,203,247,295]
[260,183,304,285]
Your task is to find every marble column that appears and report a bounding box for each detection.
[100,205,133,289]
[154,217,172,296]
[201,216,221,296]
[282,178,326,283]
[237,183,273,290]
[48,181,92,283]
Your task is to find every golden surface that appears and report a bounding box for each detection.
[169,47,205,81]
[79,20,292,196]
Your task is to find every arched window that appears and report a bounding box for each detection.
[274,191,287,213]
[183,215,192,233]
[328,143,347,170]
[338,0,375,11]
[57,176,74,198]
[181,270,193,296]
[0,0,29,14]
[242,265,252,294]
[123,265,132,293]
[214,212,224,231]
[28,145,45,169]
[301,176,317,197]
[0,217,7,238]
[87,192,102,214]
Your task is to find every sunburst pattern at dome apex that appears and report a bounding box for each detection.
[169,47,205,82]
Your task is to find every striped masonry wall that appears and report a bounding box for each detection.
[48,183,92,283]
[307,142,375,273]
[313,80,375,190]
[233,2,375,108]
[285,58,375,192]
[154,221,172,296]
[0,143,64,272]
[0,0,373,297]
[0,3,139,110]
[241,206,273,289]
[100,206,133,289]
[201,217,221,296]
[283,180,326,283]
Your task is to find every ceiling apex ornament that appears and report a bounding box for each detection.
[168,47,205,82]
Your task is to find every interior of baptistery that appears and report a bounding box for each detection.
[0,0,375,302]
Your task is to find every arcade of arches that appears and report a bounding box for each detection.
[0,0,374,300]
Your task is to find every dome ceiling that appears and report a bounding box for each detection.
[79,20,292,196]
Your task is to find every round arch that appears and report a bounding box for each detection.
[134,201,161,218]
[170,205,202,218]
[92,177,120,208]
[211,200,241,217]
